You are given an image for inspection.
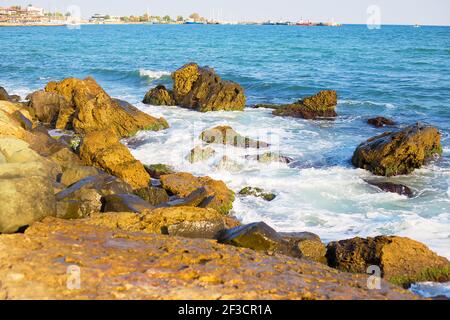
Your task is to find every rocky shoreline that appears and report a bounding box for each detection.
[0,64,449,300]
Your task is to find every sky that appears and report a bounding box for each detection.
[2,0,450,25]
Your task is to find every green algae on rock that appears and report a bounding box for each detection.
[239,187,276,201]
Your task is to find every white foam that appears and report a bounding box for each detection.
[339,99,396,109]
[138,69,171,80]
[410,282,450,298]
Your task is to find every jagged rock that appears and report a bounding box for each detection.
[272,90,337,119]
[326,236,450,287]
[79,130,150,189]
[0,217,416,299]
[144,163,175,179]
[217,222,302,258]
[187,146,215,163]
[171,63,246,112]
[44,77,168,137]
[102,194,155,213]
[142,85,175,105]
[366,180,414,197]
[245,152,293,164]
[134,186,170,206]
[0,87,20,102]
[281,232,327,264]
[160,172,235,215]
[239,187,276,201]
[352,124,442,176]
[200,125,269,148]
[368,117,395,128]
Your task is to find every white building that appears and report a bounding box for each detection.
[26,5,44,16]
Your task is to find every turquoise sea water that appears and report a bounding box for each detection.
[1,25,450,265]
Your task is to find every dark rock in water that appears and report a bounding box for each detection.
[366,180,414,197]
[144,163,175,179]
[200,125,270,149]
[134,186,170,206]
[280,232,327,264]
[252,103,283,110]
[326,236,450,287]
[217,222,302,258]
[143,85,175,106]
[368,116,395,128]
[245,152,293,164]
[239,187,276,201]
[352,124,442,176]
[272,90,338,120]
[172,63,246,112]
[102,194,155,213]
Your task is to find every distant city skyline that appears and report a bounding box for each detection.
[2,0,450,25]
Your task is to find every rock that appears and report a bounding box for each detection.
[245,152,293,164]
[171,63,246,112]
[272,90,337,120]
[0,102,31,140]
[59,165,101,186]
[326,236,450,287]
[44,77,168,137]
[187,146,215,163]
[143,85,175,105]
[79,130,150,189]
[239,187,276,201]
[163,187,210,208]
[26,91,71,127]
[144,163,175,179]
[216,156,243,172]
[200,126,269,148]
[368,117,395,128]
[102,194,155,213]
[352,124,442,176]
[366,180,414,197]
[160,172,235,215]
[134,186,170,206]
[281,232,327,264]
[217,222,302,258]
[12,110,33,131]
[0,87,8,101]
[0,218,416,299]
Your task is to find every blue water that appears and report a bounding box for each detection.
[1,25,450,264]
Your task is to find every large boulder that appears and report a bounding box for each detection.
[352,124,442,176]
[200,125,269,148]
[26,90,72,128]
[326,236,450,287]
[171,63,246,112]
[272,90,337,119]
[143,85,175,106]
[44,77,168,137]
[79,130,150,189]
[0,137,56,233]
[160,172,235,215]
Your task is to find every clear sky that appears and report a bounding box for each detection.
[2,0,450,25]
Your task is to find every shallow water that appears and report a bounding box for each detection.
[1,24,449,261]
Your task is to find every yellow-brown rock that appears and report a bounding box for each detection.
[79,130,150,189]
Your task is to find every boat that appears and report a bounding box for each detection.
[414,24,421,28]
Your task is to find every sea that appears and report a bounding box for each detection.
[1,24,449,297]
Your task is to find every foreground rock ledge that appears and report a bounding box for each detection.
[0,218,417,300]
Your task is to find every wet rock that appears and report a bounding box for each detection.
[144,163,175,179]
[200,125,269,148]
[272,90,337,120]
[44,77,168,137]
[352,124,442,176]
[102,194,155,213]
[239,187,276,201]
[326,236,450,287]
[134,186,170,206]
[142,85,175,106]
[160,172,235,215]
[368,116,395,128]
[79,130,150,189]
[217,222,302,258]
[366,180,414,197]
[281,232,327,264]
[0,217,416,299]
[172,63,246,112]
[187,146,215,163]
[245,152,293,164]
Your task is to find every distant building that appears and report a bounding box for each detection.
[26,5,44,16]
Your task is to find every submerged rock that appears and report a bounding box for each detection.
[352,124,442,176]
[171,63,246,112]
[272,90,338,120]
[200,125,269,148]
[160,172,235,215]
[366,180,414,197]
[368,116,395,128]
[187,146,215,163]
[245,152,293,164]
[326,236,450,287]
[144,163,175,179]
[44,77,168,137]
[142,85,175,106]
[239,187,276,201]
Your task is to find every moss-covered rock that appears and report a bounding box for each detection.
[144,163,175,179]
[239,187,276,201]
[352,124,442,176]
[143,85,175,106]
